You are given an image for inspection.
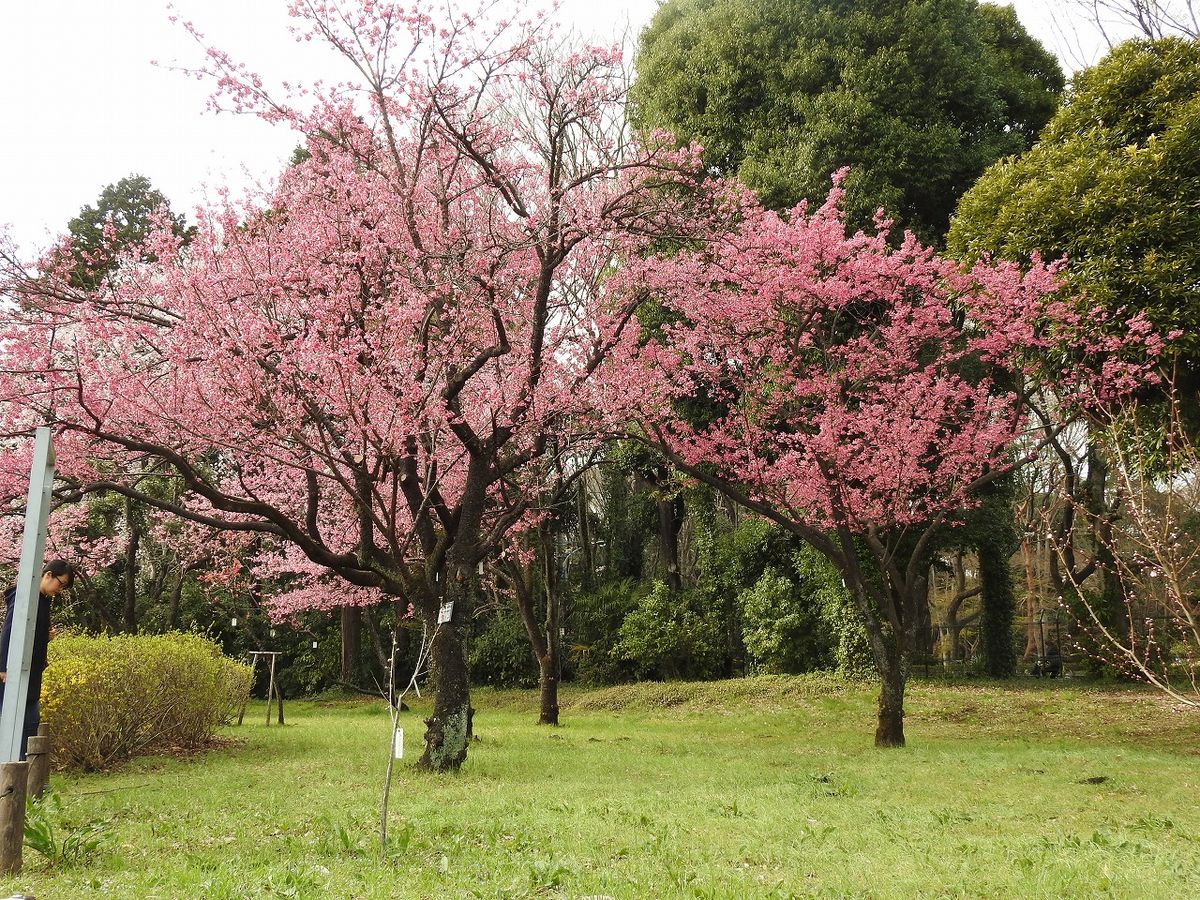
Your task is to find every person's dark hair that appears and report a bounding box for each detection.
[43,559,75,589]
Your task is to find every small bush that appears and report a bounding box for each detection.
[42,632,252,771]
[469,613,539,688]
[738,566,833,674]
[614,581,725,680]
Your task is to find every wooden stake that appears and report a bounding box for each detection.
[265,653,277,727]
[25,735,49,800]
[0,761,28,874]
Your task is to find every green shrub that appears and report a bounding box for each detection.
[469,613,539,688]
[614,581,725,680]
[738,566,834,674]
[800,546,874,678]
[567,578,645,685]
[42,631,252,771]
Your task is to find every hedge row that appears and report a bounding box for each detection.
[42,632,252,771]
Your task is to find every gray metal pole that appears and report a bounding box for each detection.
[0,427,56,762]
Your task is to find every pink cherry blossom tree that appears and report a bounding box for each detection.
[609,178,1166,746]
[0,0,707,771]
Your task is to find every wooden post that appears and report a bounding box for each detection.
[265,653,277,727]
[0,761,28,874]
[25,736,49,800]
[275,677,285,725]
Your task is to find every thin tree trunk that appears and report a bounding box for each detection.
[340,605,362,686]
[167,570,185,630]
[123,496,142,633]
[1021,535,1039,663]
[540,526,561,726]
[576,479,595,593]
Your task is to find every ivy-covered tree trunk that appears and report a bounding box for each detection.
[576,479,596,593]
[654,465,685,591]
[419,556,475,772]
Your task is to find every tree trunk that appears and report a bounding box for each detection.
[845,574,909,749]
[168,570,185,630]
[340,605,361,686]
[978,534,1017,677]
[875,648,907,748]
[540,527,561,726]
[915,572,933,659]
[656,492,684,590]
[1087,443,1127,663]
[123,497,142,633]
[419,556,475,772]
[576,478,595,593]
[1021,535,1039,663]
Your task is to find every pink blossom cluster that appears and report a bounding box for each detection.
[608,176,1165,532]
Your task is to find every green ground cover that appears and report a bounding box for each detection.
[3,677,1198,898]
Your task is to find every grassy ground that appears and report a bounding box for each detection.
[2,676,1198,898]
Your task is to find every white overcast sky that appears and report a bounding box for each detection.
[0,0,1120,254]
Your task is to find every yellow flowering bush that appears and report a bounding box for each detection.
[41,632,252,771]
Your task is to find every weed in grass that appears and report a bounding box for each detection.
[718,798,743,817]
[23,791,112,868]
[311,815,366,857]
[383,817,416,856]
[264,861,325,897]
[794,820,835,846]
[527,855,573,891]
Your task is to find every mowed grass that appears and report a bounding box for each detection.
[3,676,1199,898]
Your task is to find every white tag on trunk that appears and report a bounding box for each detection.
[393,728,404,759]
[438,602,454,624]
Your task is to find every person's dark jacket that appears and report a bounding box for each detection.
[0,585,53,699]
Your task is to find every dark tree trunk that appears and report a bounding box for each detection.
[419,552,477,772]
[122,496,142,633]
[1086,444,1126,655]
[915,573,934,659]
[875,646,907,748]
[978,536,1017,677]
[540,526,561,726]
[340,605,361,685]
[576,479,595,593]
[656,491,684,590]
[167,570,185,630]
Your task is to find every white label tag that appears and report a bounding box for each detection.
[393,728,404,759]
[438,602,454,624]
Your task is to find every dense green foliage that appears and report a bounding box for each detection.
[632,0,1064,241]
[60,174,193,290]
[949,38,1200,408]
[42,632,251,771]
[469,613,540,689]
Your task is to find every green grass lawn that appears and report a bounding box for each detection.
[3,676,1198,898]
